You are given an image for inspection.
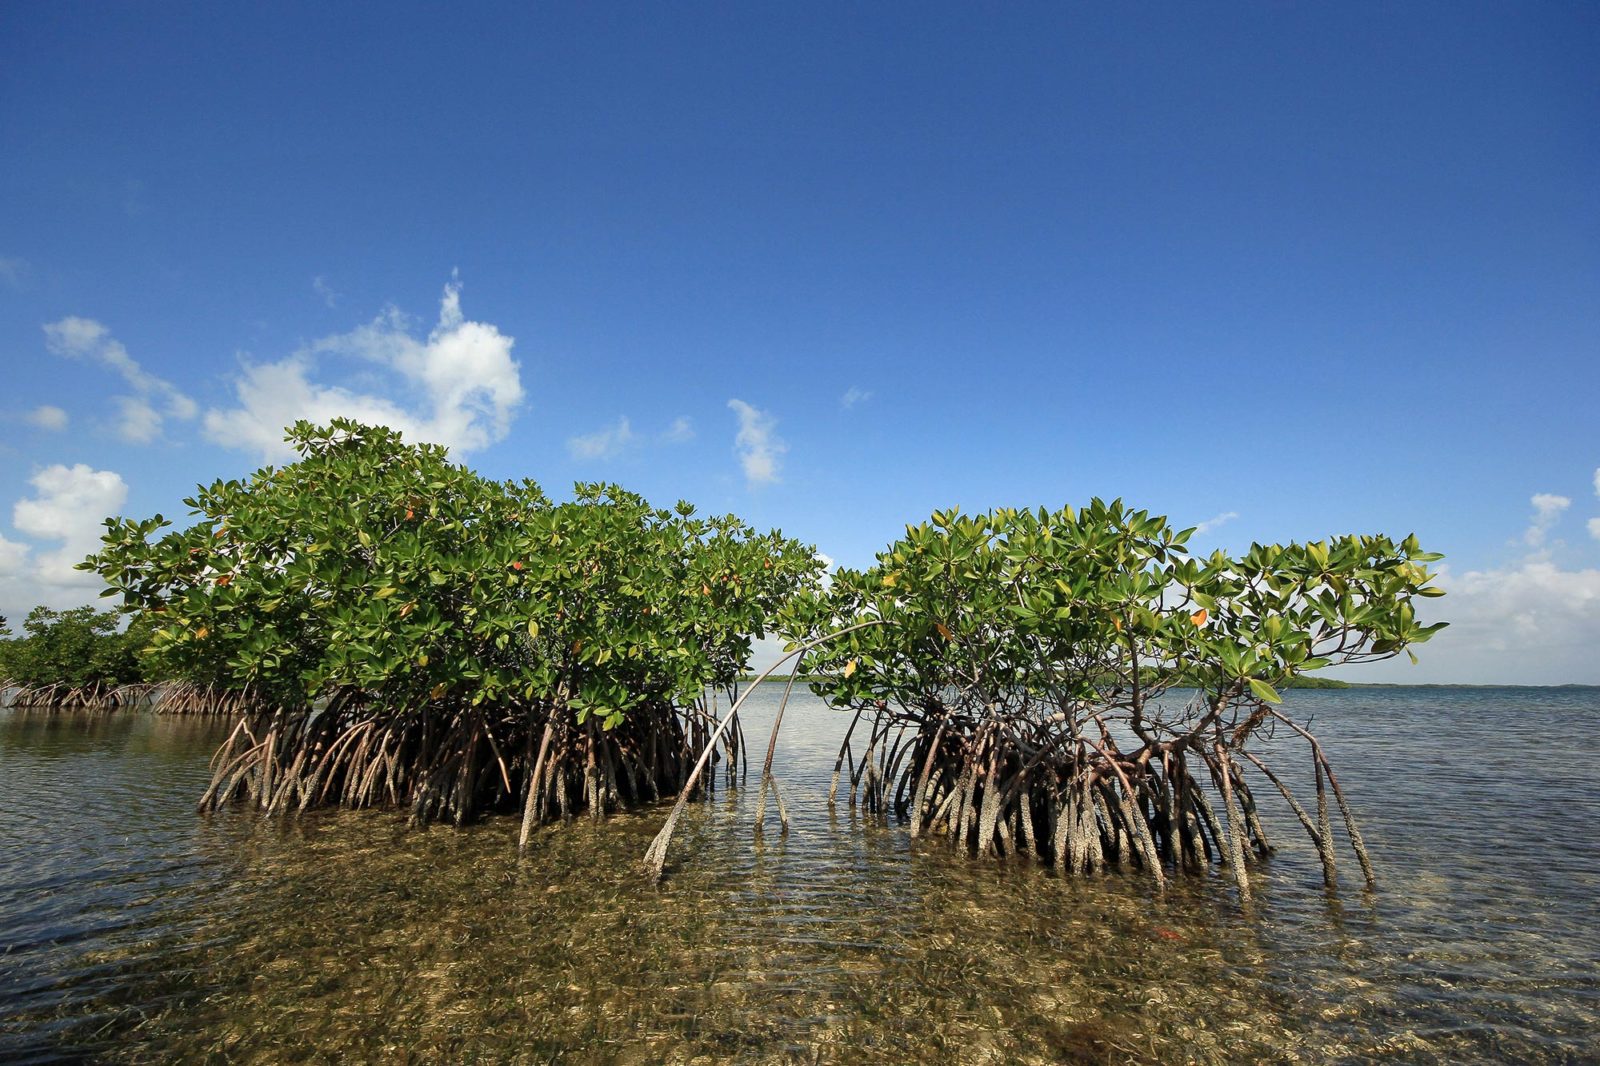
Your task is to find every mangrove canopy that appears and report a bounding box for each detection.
[777,500,1445,889]
[85,419,822,834]
[0,605,154,708]
[82,420,1445,890]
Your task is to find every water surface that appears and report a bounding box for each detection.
[2,688,1597,1063]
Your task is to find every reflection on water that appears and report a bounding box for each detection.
[2,689,1597,1063]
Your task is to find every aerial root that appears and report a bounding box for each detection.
[196,692,751,839]
[808,701,1374,891]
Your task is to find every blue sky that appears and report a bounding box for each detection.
[2,3,1597,682]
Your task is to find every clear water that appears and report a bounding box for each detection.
[1,688,1597,1063]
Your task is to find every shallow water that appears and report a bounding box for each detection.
[2,688,1597,1063]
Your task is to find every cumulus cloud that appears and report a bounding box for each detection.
[840,386,872,410]
[728,399,785,487]
[0,533,28,577]
[1194,511,1239,535]
[662,416,695,444]
[1354,556,1600,685]
[203,278,523,461]
[1345,473,1600,684]
[567,416,633,460]
[24,405,69,431]
[11,463,128,589]
[43,316,197,442]
[1523,493,1571,547]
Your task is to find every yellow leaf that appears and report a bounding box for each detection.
[1191,609,1208,626]
[194,626,209,640]
[844,659,858,678]
[526,618,539,639]
[882,573,898,588]
[417,654,429,667]
[935,622,952,641]
[399,602,415,618]
[1113,618,1123,631]
[430,683,446,700]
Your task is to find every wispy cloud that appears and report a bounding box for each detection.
[728,399,786,487]
[312,275,341,308]
[840,386,872,410]
[1194,511,1238,535]
[661,416,695,443]
[1589,467,1600,542]
[1524,493,1571,547]
[203,277,523,461]
[0,255,27,288]
[43,317,197,443]
[122,178,148,218]
[568,416,634,460]
[23,405,68,431]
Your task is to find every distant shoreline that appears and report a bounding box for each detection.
[736,675,1600,691]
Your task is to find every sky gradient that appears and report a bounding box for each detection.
[2,3,1597,682]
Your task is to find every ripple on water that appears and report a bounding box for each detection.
[2,689,1598,1063]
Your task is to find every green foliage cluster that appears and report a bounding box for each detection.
[86,419,821,730]
[775,500,1443,883]
[0,605,152,690]
[782,498,1445,719]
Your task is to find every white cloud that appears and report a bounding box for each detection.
[567,416,633,460]
[1523,493,1571,547]
[43,316,197,442]
[841,386,872,410]
[1341,471,1600,684]
[1593,467,1600,499]
[1194,511,1239,535]
[662,416,695,443]
[0,533,28,577]
[11,463,128,589]
[312,275,340,308]
[1347,556,1600,685]
[728,399,786,487]
[24,405,69,431]
[203,278,523,461]
[113,397,162,444]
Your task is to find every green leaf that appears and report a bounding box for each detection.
[1248,678,1282,704]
